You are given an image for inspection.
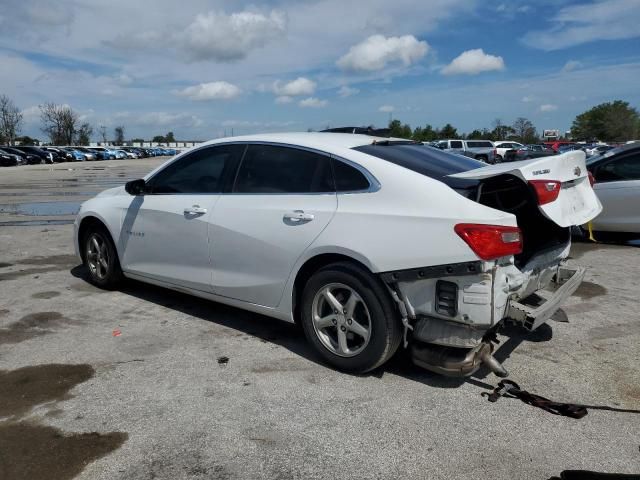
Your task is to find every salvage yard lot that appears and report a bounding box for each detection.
[0,159,639,480]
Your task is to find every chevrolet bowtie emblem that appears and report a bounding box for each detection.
[574,166,581,176]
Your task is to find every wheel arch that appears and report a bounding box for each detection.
[290,251,379,324]
[77,214,117,263]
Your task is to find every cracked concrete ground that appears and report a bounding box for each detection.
[0,159,638,479]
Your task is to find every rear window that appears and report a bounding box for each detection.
[353,144,483,181]
[466,141,493,148]
[450,140,463,149]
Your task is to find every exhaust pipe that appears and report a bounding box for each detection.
[411,341,508,378]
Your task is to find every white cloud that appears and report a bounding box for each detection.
[522,0,640,50]
[113,111,204,128]
[539,104,558,112]
[298,97,327,108]
[521,96,534,103]
[441,49,505,75]
[275,95,293,104]
[337,34,429,72]
[176,10,287,62]
[337,85,359,97]
[561,60,582,72]
[379,105,395,113]
[177,81,242,101]
[272,77,316,97]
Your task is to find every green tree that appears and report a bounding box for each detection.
[439,123,458,139]
[388,119,412,139]
[467,129,484,139]
[15,135,37,145]
[152,135,166,143]
[571,100,639,141]
[131,138,145,143]
[165,131,175,142]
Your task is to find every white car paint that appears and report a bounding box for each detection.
[592,179,640,233]
[74,132,601,332]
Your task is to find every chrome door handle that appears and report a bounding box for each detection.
[184,205,207,215]
[283,210,314,222]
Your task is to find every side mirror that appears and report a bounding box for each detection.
[125,179,146,195]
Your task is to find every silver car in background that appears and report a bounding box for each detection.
[586,143,640,239]
[435,139,496,163]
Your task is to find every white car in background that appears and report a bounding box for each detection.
[494,141,525,162]
[74,133,601,377]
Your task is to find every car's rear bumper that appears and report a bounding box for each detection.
[506,265,585,331]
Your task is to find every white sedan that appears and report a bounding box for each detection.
[74,132,601,376]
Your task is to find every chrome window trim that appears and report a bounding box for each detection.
[142,140,382,196]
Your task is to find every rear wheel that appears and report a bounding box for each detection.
[82,226,123,289]
[300,262,402,373]
[494,155,503,163]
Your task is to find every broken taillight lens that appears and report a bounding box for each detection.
[528,180,561,205]
[454,224,523,260]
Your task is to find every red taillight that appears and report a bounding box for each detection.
[588,171,595,187]
[528,179,561,205]
[454,224,523,260]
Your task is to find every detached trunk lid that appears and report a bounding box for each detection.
[450,151,602,227]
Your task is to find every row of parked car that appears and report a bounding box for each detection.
[430,139,617,164]
[0,145,180,166]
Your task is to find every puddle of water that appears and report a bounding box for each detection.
[0,219,75,226]
[0,363,95,418]
[0,201,81,216]
[0,311,81,346]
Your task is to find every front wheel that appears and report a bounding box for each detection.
[82,226,123,289]
[300,262,402,373]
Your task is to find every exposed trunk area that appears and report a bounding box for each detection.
[476,174,570,267]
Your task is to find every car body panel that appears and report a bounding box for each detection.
[591,180,640,232]
[451,151,602,227]
[210,193,338,307]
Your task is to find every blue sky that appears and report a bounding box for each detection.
[1,0,639,141]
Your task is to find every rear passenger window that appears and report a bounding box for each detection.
[450,141,463,148]
[598,154,640,181]
[332,159,370,191]
[234,145,333,193]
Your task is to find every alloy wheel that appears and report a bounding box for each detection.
[311,283,372,357]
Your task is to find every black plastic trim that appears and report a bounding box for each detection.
[379,261,482,283]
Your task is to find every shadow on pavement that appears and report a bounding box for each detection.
[70,265,554,391]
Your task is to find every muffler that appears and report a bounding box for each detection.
[411,341,508,378]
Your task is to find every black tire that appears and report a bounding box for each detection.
[476,155,488,163]
[300,262,402,373]
[82,225,124,289]
[494,155,502,163]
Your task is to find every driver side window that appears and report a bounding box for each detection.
[147,144,244,194]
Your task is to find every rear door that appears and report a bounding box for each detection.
[210,144,337,307]
[591,151,640,232]
[450,150,602,227]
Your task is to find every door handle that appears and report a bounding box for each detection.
[184,205,207,215]
[283,210,314,222]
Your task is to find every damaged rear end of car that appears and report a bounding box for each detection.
[357,144,602,377]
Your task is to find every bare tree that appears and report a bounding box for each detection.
[40,102,78,145]
[0,95,23,145]
[99,125,107,144]
[512,117,538,144]
[76,123,94,146]
[114,125,125,145]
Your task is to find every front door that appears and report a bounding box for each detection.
[210,144,337,307]
[119,144,245,291]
